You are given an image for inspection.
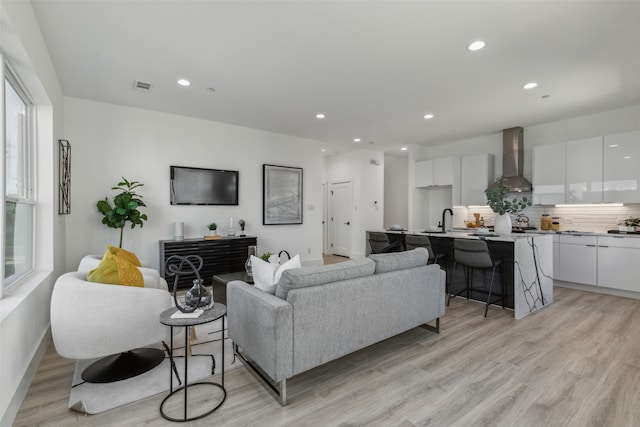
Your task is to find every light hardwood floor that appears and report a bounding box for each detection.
[14,279,640,426]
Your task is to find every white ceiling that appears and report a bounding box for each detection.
[31,1,640,155]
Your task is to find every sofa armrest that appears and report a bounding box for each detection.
[227,281,293,382]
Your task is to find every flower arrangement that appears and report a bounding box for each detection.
[484,176,532,215]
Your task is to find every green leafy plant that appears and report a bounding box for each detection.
[97,177,148,248]
[484,176,532,215]
[624,217,640,227]
[260,252,273,261]
[208,222,218,230]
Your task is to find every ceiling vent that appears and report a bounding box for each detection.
[133,80,153,92]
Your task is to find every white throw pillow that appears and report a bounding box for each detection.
[251,255,301,294]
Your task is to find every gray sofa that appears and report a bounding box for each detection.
[227,247,446,405]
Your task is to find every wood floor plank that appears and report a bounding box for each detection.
[13,285,640,426]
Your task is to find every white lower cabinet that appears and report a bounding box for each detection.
[597,236,640,292]
[556,235,597,285]
[555,235,640,292]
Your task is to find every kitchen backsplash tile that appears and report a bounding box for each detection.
[458,204,640,233]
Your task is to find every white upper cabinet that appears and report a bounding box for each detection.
[566,137,603,203]
[533,142,566,205]
[460,154,494,206]
[414,157,458,188]
[414,160,434,187]
[434,157,455,186]
[603,130,640,203]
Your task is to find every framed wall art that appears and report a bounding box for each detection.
[263,164,303,225]
[58,139,71,214]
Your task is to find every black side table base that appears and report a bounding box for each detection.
[159,381,226,422]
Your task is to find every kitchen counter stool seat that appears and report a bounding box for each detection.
[448,239,505,317]
[404,235,445,265]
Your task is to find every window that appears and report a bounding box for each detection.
[3,65,35,290]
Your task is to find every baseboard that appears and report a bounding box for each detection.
[1,328,51,427]
[554,281,640,300]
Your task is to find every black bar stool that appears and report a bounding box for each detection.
[448,239,505,317]
[368,232,390,254]
[404,235,445,265]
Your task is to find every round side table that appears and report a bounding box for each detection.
[159,303,227,422]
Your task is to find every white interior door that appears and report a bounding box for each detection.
[330,180,352,257]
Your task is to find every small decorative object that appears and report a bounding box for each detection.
[96,177,148,248]
[541,214,552,231]
[260,252,273,261]
[623,217,640,232]
[239,219,246,236]
[173,222,184,240]
[485,176,531,235]
[58,139,71,214]
[185,279,213,310]
[204,222,221,240]
[263,164,303,225]
[208,222,218,236]
[245,245,257,276]
[227,216,236,236]
[164,255,213,313]
[551,221,561,232]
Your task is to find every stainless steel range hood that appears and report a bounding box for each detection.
[493,127,533,193]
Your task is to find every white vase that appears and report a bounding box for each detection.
[494,213,512,235]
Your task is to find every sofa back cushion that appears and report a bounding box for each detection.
[275,258,375,299]
[368,247,428,274]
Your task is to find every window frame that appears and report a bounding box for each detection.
[3,60,37,294]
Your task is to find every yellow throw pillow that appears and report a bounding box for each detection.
[106,244,141,267]
[87,250,143,287]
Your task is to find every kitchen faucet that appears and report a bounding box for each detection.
[441,208,453,232]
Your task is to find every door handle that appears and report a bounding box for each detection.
[344,221,350,225]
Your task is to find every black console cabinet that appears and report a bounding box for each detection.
[159,236,257,288]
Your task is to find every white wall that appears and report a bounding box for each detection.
[0,1,64,424]
[383,154,408,229]
[63,97,325,272]
[326,149,384,258]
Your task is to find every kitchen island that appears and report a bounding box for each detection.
[366,230,553,319]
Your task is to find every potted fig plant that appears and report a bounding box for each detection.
[485,176,532,235]
[97,177,148,248]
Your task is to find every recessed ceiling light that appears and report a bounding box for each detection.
[177,79,191,86]
[624,156,632,159]
[353,138,361,142]
[609,144,619,148]
[467,40,486,51]
[321,148,325,152]
[424,114,434,119]
[315,113,326,119]
[401,147,408,151]
[523,82,538,90]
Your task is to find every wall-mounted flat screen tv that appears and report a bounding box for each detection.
[170,166,239,205]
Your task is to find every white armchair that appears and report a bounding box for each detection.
[50,255,173,383]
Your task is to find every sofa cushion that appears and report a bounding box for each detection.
[275,258,375,299]
[368,247,429,274]
[252,254,301,294]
